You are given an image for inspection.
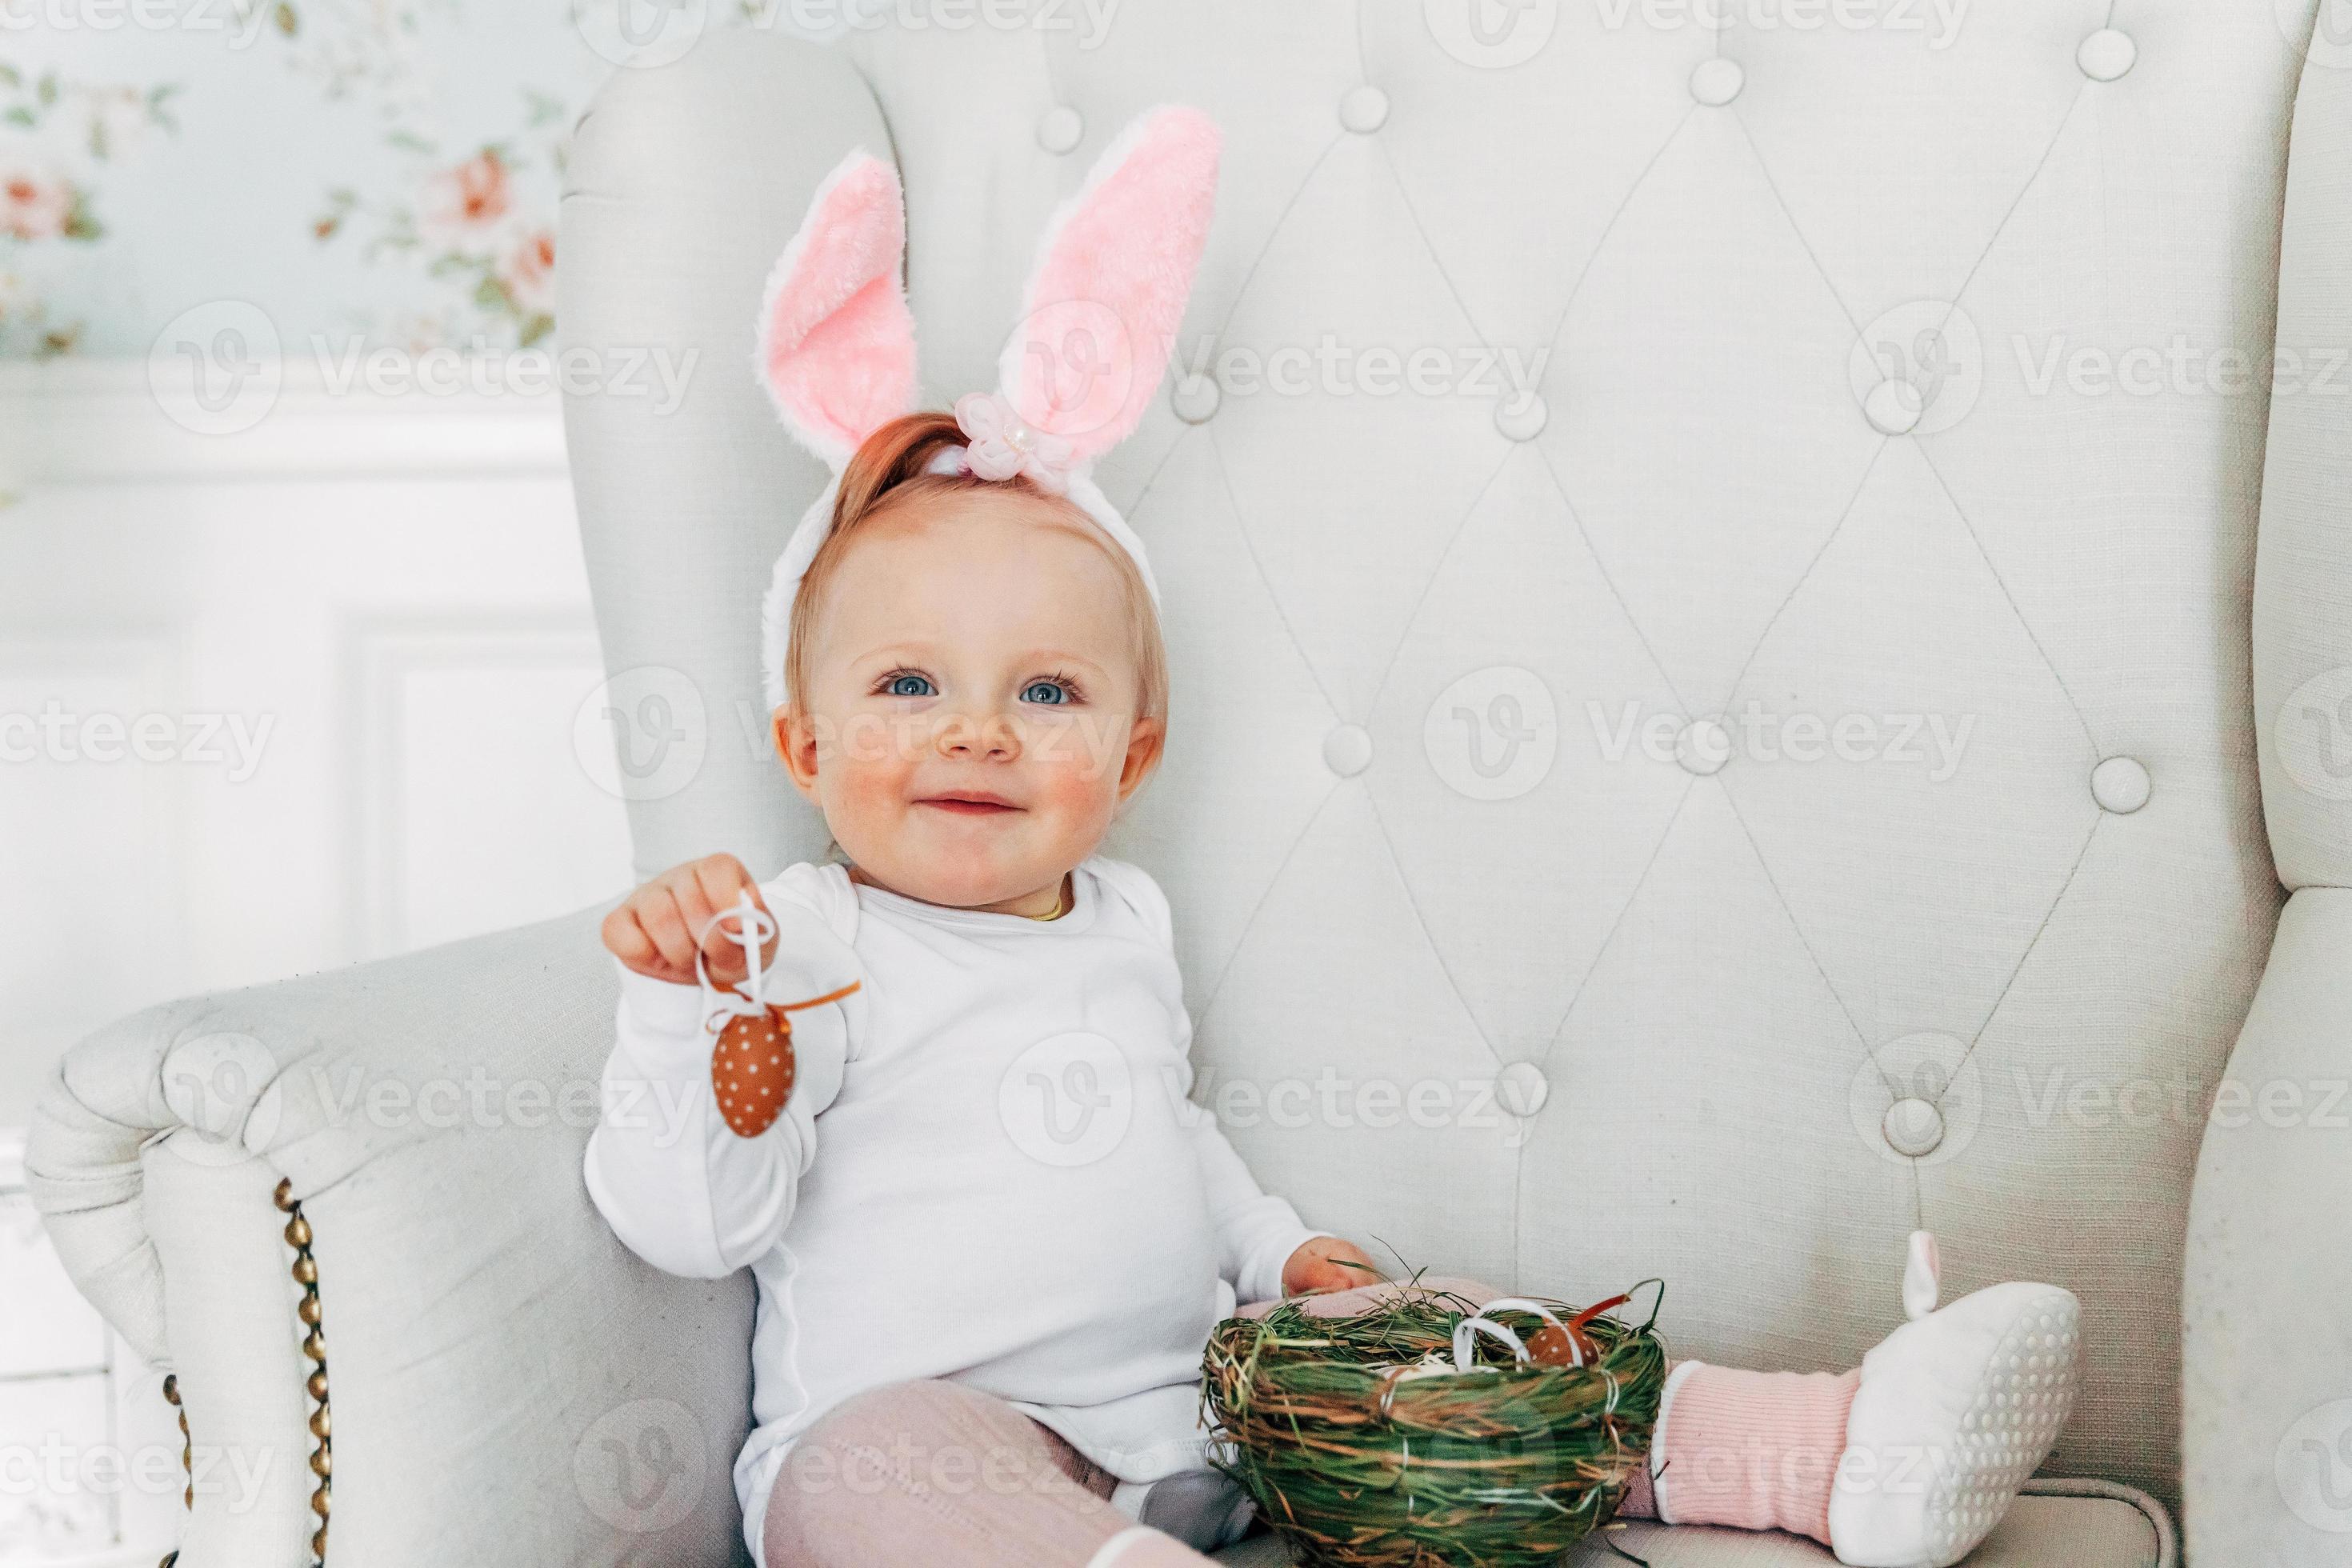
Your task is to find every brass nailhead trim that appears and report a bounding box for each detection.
[159,1373,184,1568]
[275,1178,330,1565]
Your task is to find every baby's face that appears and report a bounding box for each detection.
[772,488,1163,911]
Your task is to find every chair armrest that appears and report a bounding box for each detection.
[2184,886,2352,1562]
[26,900,756,1566]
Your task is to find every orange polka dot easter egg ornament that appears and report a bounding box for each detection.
[697,890,861,1138]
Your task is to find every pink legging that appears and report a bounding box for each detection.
[762,1378,1210,1568]
[762,1280,1858,1567]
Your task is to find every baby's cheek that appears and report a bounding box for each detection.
[1031,739,1122,825]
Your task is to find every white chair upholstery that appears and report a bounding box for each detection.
[29,3,2350,1562]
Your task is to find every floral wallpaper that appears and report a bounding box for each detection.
[0,1,799,358]
[0,64,178,355]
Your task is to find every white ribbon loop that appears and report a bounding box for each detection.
[694,889,778,1028]
[1451,1297,1580,1372]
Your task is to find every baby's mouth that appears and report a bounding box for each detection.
[917,795,1020,816]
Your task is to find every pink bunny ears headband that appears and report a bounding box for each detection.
[754,105,1223,710]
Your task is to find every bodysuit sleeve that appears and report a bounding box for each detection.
[581,864,864,1279]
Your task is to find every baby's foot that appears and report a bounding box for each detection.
[1828,1236,2081,1567]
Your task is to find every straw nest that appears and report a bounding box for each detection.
[1200,1278,1667,1568]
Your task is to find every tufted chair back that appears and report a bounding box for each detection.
[560,1,2329,1522]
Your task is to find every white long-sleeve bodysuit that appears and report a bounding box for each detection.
[581,854,1324,1566]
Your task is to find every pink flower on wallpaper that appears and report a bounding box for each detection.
[1,166,74,242]
[497,226,555,317]
[419,148,513,248]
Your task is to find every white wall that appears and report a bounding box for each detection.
[0,358,636,1562]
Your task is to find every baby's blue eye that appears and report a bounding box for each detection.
[1022,681,1069,706]
[885,673,934,698]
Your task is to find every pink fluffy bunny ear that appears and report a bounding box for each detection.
[755,148,921,470]
[998,104,1222,466]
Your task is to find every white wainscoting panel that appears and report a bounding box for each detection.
[0,362,635,1564]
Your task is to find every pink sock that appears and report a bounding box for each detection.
[1617,1361,1859,1545]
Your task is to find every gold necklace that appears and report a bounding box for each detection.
[1021,874,1071,921]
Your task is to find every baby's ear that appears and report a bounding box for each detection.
[998,104,1222,466]
[755,149,922,468]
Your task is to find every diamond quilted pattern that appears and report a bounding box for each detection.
[1364,447,1689,1060]
[1196,786,1519,1288]
[1210,135,1510,718]
[1118,433,1339,1008]
[1727,0,2100,323]
[1920,70,2285,752]
[1520,782,1912,1370]
[1721,439,2101,1050]
[1362,2,1707,347]
[1539,108,1882,715]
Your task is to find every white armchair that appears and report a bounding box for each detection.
[32,3,2347,1562]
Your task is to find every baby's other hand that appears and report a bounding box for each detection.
[1281,1236,1383,1297]
[602,854,778,988]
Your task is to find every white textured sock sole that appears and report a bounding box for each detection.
[1914,1290,2080,1566]
[1830,1282,2082,1568]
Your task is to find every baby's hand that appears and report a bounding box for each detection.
[1281,1236,1384,1297]
[602,854,778,989]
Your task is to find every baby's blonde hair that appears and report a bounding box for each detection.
[780,410,1170,724]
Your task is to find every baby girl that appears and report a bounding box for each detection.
[582,107,2081,1568]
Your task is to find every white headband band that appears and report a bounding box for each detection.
[755,418,1162,712]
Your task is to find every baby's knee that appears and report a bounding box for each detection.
[771,1382,1049,1514]
[786,1378,975,1494]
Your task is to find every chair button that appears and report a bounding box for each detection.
[2091,756,2150,814]
[1690,58,1744,106]
[1037,106,1083,154]
[1340,85,1389,133]
[1676,717,1730,776]
[2077,29,2135,82]
[1171,372,1220,424]
[1882,1098,1946,1157]
[1325,723,1373,777]
[1498,1062,1550,1118]
[1494,393,1547,442]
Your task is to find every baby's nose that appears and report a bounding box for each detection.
[936,710,1021,756]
